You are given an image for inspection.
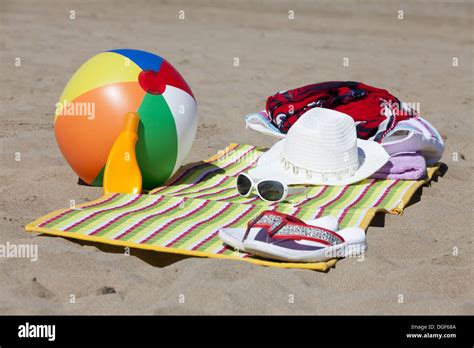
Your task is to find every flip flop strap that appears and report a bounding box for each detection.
[273,223,344,246]
[243,210,292,241]
[243,210,343,245]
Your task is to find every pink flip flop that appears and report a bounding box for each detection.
[241,211,367,262]
[218,213,339,253]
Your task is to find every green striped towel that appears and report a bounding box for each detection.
[26,143,439,271]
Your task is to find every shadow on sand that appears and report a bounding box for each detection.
[368,162,448,229]
[39,234,192,268]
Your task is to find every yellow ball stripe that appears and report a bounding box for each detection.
[55,52,142,123]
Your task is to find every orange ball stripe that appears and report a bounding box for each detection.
[54,82,146,184]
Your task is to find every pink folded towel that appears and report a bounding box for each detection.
[371,152,426,180]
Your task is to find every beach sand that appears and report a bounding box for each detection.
[0,0,472,314]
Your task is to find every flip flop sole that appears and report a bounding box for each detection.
[244,239,367,263]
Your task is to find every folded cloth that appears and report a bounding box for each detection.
[245,111,282,138]
[265,81,417,141]
[370,152,426,180]
[381,117,444,166]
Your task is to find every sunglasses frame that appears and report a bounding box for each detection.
[236,173,306,203]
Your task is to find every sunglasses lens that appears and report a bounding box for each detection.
[257,181,285,202]
[236,175,252,196]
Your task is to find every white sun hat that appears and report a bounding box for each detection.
[248,108,390,186]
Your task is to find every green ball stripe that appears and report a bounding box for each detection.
[136,93,178,189]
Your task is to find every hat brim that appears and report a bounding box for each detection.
[249,139,390,186]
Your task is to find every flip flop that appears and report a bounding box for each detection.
[218,213,338,252]
[241,211,366,263]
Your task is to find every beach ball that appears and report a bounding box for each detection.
[54,49,198,190]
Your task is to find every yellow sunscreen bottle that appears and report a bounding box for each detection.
[103,112,142,195]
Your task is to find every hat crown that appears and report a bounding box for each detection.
[283,108,359,175]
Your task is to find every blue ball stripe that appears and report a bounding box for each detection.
[108,49,164,72]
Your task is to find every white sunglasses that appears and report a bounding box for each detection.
[236,173,307,202]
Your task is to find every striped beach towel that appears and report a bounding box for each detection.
[26,144,440,271]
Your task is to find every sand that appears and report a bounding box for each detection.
[0,0,472,314]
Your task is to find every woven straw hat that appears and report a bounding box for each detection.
[248,108,390,186]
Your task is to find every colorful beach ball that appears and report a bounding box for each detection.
[54,49,198,190]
